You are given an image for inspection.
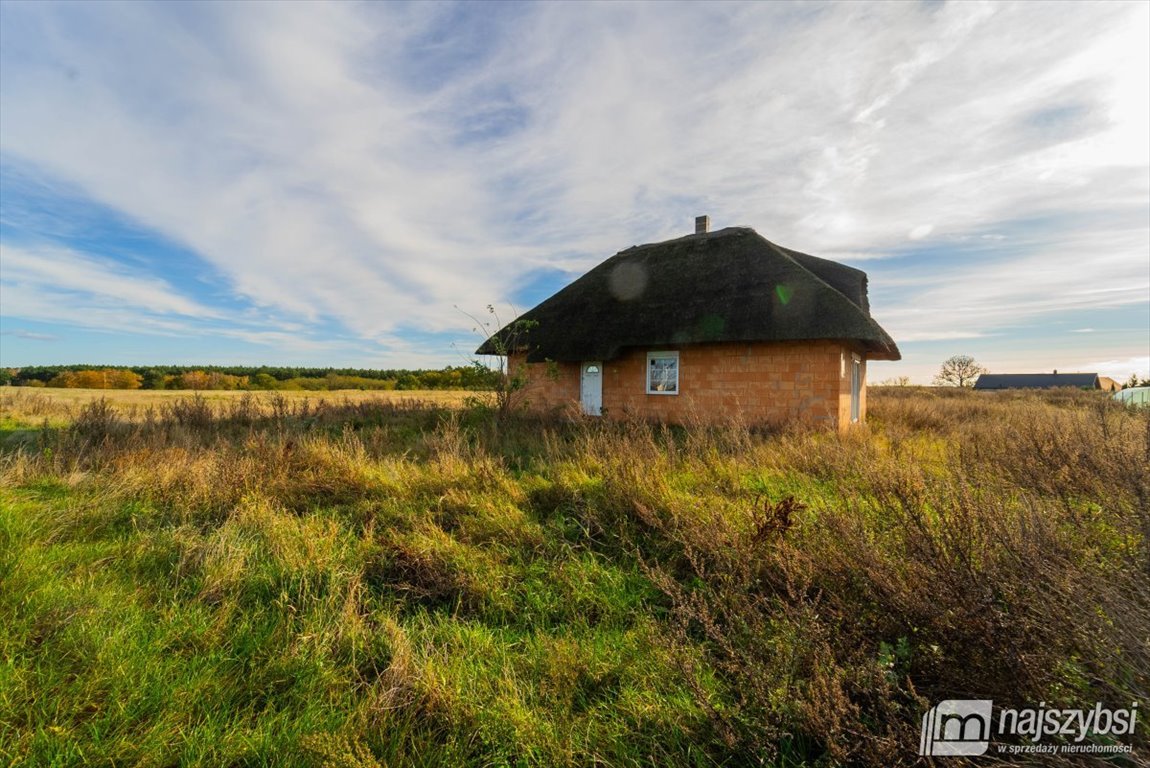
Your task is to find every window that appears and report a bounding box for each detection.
[646,351,679,394]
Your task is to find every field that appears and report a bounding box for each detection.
[0,388,473,421]
[1,386,1147,766]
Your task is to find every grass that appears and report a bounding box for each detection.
[1,386,1147,766]
[0,387,472,415]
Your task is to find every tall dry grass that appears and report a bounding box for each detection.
[1,386,1146,766]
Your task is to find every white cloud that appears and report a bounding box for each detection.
[872,224,1148,343]
[0,243,217,318]
[0,1,1146,366]
[1076,356,1150,381]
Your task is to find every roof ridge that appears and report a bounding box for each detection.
[622,226,754,253]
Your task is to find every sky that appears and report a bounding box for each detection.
[1,0,1147,384]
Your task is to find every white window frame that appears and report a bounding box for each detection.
[646,351,680,395]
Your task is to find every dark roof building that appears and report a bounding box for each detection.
[973,372,1113,390]
[477,218,900,431]
[479,225,900,363]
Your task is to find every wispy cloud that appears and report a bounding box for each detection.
[873,222,1149,342]
[1076,356,1150,382]
[1,243,217,319]
[0,328,58,342]
[0,1,1145,370]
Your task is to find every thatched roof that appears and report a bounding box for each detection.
[477,226,900,362]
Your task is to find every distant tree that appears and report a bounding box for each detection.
[48,371,79,388]
[178,370,211,390]
[207,372,246,390]
[250,373,278,390]
[934,355,987,387]
[879,376,912,387]
[1125,373,1150,389]
[0,369,12,386]
[142,370,168,390]
[108,369,143,389]
[46,368,140,389]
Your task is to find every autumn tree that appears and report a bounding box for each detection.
[46,369,140,389]
[933,355,987,387]
[108,369,143,389]
[48,371,78,388]
[178,370,211,390]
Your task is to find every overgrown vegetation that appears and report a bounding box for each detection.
[1,387,1147,766]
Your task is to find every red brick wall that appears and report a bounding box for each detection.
[511,340,868,431]
[509,356,582,416]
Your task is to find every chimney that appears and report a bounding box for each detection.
[695,215,710,235]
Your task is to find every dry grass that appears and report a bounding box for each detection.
[1,385,1146,766]
[0,387,472,423]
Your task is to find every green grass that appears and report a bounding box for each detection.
[1,387,1147,766]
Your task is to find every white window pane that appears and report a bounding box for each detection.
[648,356,678,392]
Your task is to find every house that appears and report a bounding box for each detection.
[973,372,1122,391]
[477,217,900,431]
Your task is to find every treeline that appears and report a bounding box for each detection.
[0,365,499,391]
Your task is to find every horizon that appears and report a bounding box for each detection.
[1,1,1147,385]
[2,362,1144,390]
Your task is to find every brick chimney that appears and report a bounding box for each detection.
[695,215,710,234]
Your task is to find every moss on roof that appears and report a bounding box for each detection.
[478,226,900,362]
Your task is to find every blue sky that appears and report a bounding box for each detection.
[1,0,1146,383]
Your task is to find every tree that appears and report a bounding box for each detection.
[934,355,987,387]
[460,304,537,421]
[879,376,912,387]
[108,369,143,389]
[48,371,79,388]
[250,373,278,390]
[1125,373,1150,389]
[178,370,211,390]
[142,370,168,390]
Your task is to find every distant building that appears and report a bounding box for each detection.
[974,372,1122,391]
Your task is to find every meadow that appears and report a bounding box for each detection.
[1,386,1147,766]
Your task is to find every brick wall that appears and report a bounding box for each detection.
[509,357,582,416]
[511,340,868,431]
